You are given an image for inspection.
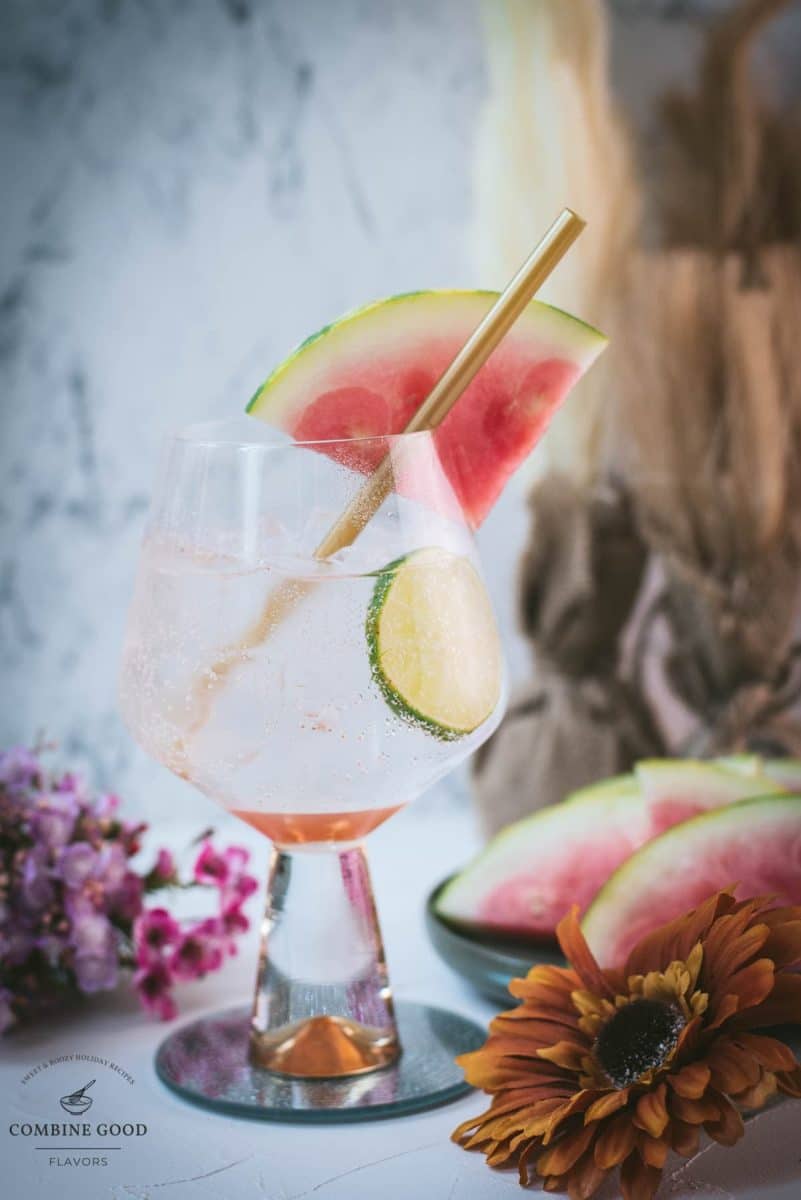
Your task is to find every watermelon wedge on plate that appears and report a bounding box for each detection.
[434,759,784,940]
[582,794,801,968]
[247,292,607,528]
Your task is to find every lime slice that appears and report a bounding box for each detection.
[367,548,503,740]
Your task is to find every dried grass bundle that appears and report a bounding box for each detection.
[613,248,801,710]
[658,0,801,257]
[473,0,639,484]
[609,0,801,751]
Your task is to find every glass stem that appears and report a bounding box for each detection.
[250,843,400,1078]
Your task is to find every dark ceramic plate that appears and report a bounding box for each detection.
[425,876,564,1006]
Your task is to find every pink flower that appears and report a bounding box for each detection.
[112,870,144,921]
[220,906,249,937]
[193,841,230,886]
[193,841,254,891]
[223,871,259,908]
[153,848,176,881]
[134,961,177,1021]
[170,926,224,980]
[134,907,182,963]
[197,908,249,957]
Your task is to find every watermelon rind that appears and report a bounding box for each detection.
[435,774,641,927]
[581,793,801,967]
[436,759,785,937]
[636,758,784,804]
[762,758,801,792]
[246,290,607,425]
[714,754,765,777]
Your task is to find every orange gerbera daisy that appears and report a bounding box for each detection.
[453,891,801,1200]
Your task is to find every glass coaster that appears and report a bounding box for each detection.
[155,1000,486,1123]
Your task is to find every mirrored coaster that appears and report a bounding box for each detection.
[155,1001,486,1123]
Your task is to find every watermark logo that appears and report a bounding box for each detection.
[59,1079,95,1116]
[8,1055,147,1170]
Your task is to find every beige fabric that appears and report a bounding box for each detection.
[472,475,662,838]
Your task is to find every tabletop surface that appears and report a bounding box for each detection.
[2,787,799,1200]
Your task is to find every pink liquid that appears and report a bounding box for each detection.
[233,806,402,846]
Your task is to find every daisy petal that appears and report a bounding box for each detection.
[620,1152,662,1200]
[538,1041,589,1071]
[584,1089,630,1123]
[706,1040,762,1093]
[761,921,801,970]
[669,1093,720,1125]
[639,1133,669,1169]
[633,1084,668,1138]
[704,1090,745,1147]
[668,1061,711,1099]
[670,1118,700,1158]
[777,1066,801,1098]
[556,907,615,999]
[593,1112,637,1169]
[537,1122,595,1177]
[625,891,735,979]
[730,973,801,1030]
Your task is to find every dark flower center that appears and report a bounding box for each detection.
[594,998,684,1088]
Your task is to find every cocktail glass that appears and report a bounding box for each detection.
[119,418,506,1118]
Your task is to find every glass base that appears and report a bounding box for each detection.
[155,1000,485,1122]
[250,1013,399,1077]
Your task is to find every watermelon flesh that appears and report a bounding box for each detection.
[435,760,784,940]
[582,795,801,968]
[247,292,607,528]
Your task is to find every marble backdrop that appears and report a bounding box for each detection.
[0,0,488,825]
[2,0,800,825]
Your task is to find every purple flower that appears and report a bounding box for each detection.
[2,924,38,967]
[19,846,54,912]
[70,910,119,993]
[0,988,16,1034]
[133,907,182,964]
[58,842,133,918]
[57,843,98,890]
[96,843,129,896]
[93,791,120,817]
[0,747,41,794]
[134,961,177,1021]
[112,870,143,922]
[30,791,78,847]
[0,745,258,1028]
[73,948,119,993]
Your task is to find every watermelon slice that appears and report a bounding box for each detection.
[246,292,607,528]
[762,758,801,792]
[582,794,801,968]
[434,760,784,940]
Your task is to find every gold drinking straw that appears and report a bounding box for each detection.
[174,209,585,756]
[314,207,586,558]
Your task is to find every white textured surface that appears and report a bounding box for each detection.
[0,0,501,826]
[3,5,801,1193]
[1,800,799,1200]
[3,0,801,823]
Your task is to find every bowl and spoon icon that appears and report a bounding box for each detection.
[59,1079,95,1115]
